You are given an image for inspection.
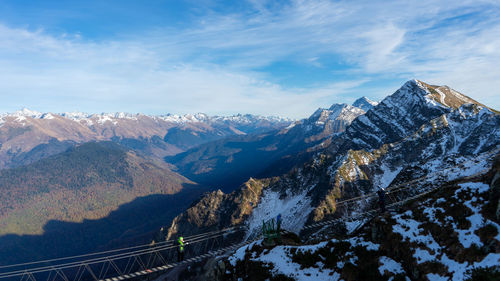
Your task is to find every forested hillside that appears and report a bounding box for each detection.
[0,141,192,236]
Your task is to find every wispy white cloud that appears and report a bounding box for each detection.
[0,0,499,117]
[0,23,368,117]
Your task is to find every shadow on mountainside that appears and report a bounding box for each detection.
[0,183,209,266]
[166,133,320,193]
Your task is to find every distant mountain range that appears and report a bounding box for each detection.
[0,111,290,263]
[166,97,376,192]
[0,142,191,236]
[0,110,291,169]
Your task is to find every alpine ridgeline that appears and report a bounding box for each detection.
[166,102,367,192]
[163,80,500,279]
[0,111,291,169]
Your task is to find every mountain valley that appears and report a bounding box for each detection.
[0,80,498,281]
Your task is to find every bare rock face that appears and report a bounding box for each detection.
[352,96,378,112]
[166,178,271,240]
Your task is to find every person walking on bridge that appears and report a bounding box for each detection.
[177,236,187,262]
[377,188,386,213]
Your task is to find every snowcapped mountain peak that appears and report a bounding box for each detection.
[329,104,365,121]
[379,79,447,111]
[1,109,292,129]
[352,97,378,111]
[299,103,366,133]
[13,108,43,118]
[328,103,348,111]
[345,80,453,150]
[60,112,91,120]
[112,112,140,119]
[310,107,328,119]
[413,79,488,110]
[40,113,56,120]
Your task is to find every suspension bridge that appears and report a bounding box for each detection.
[0,152,495,281]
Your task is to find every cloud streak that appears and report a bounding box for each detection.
[0,0,498,117]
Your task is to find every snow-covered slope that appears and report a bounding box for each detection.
[284,103,365,133]
[352,97,378,112]
[344,80,452,151]
[226,176,500,280]
[164,79,499,240]
[158,79,499,281]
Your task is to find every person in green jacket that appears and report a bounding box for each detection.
[177,236,185,262]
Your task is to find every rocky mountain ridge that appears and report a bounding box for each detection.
[352,96,378,112]
[164,79,499,246]
[158,79,500,280]
[166,101,369,192]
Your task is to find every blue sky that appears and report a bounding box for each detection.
[0,0,499,118]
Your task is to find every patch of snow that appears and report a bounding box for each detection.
[348,237,380,251]
[15,115,27,122]
[254,245,340,281]
[41,113,55,120]
[228,240,260,266]
[96,114,118,125]
[435,198,446,204]
[413,248,437,264]
[246,187,313,236]
[455,214,484,248]
[440,254,468,280]
[284,122,298,130]
[473,253,500,270]
[451,182,493,248]
[374,163,403,189]
[454,182,490,197]
[427,273,449,281]
[378,256,404,275]
[438,252,500,281]
[423,206,445,225]
[392,211,440,251]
